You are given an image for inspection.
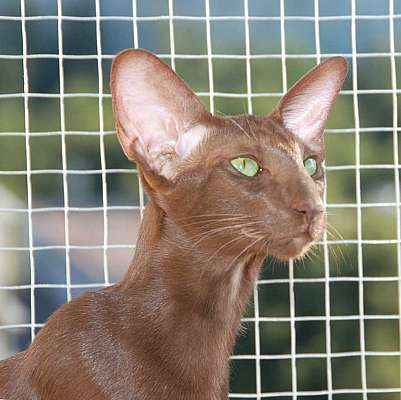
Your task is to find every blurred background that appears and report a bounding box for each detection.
[0,0,400,398]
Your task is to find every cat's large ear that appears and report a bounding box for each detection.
[110,49,210,182]
[273,57,347,153]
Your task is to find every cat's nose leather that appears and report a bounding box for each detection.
[293,200,324,226]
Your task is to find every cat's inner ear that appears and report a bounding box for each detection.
[111,49,209,179]
[274,57,348,153]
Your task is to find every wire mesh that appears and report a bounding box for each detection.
[0,0,400,398]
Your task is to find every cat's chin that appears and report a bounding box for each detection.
[268,233,315,261]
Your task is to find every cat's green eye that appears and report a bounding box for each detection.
[304,158,318,176]
[230,157,260,177]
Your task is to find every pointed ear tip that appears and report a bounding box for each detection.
[324,56,349,79]
[111,48,162,78]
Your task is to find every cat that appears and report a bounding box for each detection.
[0,49,347,399]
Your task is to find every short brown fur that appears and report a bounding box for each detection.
[0,49,347,399]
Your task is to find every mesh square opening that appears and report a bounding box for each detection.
[251,59,283,93]
[229,358,256,394]
[136,0,168,17]
[356,20,389,53]
[327,208,357,241]
[249,21,281,54]
[31,135,62,170]
[364,281,398,315]
[326,133,356,167]
[0,20,22,54]
[64,97,100,132]
[211,0,243,16]
[69,210,104,246]
[211,20,245,54]
[285,21,316,55]
[63,20,97,55]
[137,21,170,53]
[174,0,205,16]
[214,96,248,115]
[62,0,96,17]
[0,98,25,132]
[101,20,134,55]
[0,327,30,360]
[0,59,23,93]
[332,356,362,389]
[28,59,60,94]
[360,169,396,204]
[363,244,398,277]
[366,355,400,389]
[331,281,359,316]
[260,321,291,355]
[258,283,290,318]
[261,359,292,393]
[68,173,103,208]
[294,282,325,317]
[320,20,352,54]
[0,175,27,209]
[31,173,64,208]
[175,59,210,93]
[107,172,140,207]
[297,357,327,391]
[360,132,394,165]
[359,94,392,128]
[34,248,66,285]
[296,320,326,353]
[29,98,61,132]
[0,136,26,171]
[70,248,105,285]
[357,58,391,91]
[174,21,207,55]
[331,319,360,353]
[64,59,98,94]
[365,319,400,352]
[319,0,351,16]
[32,211,65,247]
[66,134,101,170]
[326,167,357,205]
[27,20,58,54]
[107,209,140,246]
[0,249,30,286]
[35,287,67,324]
[362,206,397,241]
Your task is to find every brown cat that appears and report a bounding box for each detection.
[0,49,347,399]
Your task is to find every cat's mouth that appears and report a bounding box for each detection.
[268,226,324,261]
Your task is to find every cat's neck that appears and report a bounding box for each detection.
[122,201,262,319]
[118,201,263,393]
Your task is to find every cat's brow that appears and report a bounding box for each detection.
[227,117,253,140]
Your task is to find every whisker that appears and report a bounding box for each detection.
[228,117,253,141]
[190,221,266,248]
[178,213,251,222]
[181,216,259,228]
[226,236,266,272]
[245,116,257,140]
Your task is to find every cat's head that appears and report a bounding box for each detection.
[111,49,347,261]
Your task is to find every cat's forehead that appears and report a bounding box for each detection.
[207,114,303,161]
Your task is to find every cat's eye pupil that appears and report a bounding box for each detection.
[304,158,317,176]
[230,157,260,177]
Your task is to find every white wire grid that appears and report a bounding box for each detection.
[0,0,399,398]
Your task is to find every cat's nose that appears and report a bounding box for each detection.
[293,200,324,227]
